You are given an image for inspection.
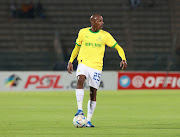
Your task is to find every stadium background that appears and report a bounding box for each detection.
[0,0,180,71]
[0,0,180,136]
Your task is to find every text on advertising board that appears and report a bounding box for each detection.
[118,72,180,89]
[25,75,63,89]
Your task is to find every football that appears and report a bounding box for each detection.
[73,115,87,128]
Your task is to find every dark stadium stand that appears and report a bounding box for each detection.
[130,0,172,70]
[171,0,180,70]
[0,0,177,71]
[0,51,56,70]
[0,20,57,70]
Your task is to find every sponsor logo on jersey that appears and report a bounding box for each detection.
[85,43,101,47]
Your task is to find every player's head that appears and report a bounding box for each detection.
[90,14,104,31]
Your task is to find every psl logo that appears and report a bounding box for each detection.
[24,75,63,89]
[5,74,21,88]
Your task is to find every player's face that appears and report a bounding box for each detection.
[94,16,104,30]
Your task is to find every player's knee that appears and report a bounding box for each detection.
[77,78,85,86]
[91,96,96,101]
[90,90,97,101]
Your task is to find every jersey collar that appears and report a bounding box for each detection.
[89,28,100,33]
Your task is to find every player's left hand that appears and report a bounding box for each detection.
[120,60,127,70]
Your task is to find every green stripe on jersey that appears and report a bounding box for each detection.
[75,42,81,46]
[111,42,117,48]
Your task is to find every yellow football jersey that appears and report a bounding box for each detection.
[76,27,117,70]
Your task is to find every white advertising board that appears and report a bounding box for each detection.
[0,71,117,91]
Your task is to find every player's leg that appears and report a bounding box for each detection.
[75,64,88,116]
[75,75,86,116]
[87,87,97,127]
[86,68,102,127]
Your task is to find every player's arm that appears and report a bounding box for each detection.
[105,32,127,70]
[68,29,83,74]
[114,44,127,70]
[69,44,81,63]
[114,44,126,61]
[67,44,80,74]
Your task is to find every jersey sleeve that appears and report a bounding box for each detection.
[75,29,83,46]
[105,32,118,48]
[69,45,80,63]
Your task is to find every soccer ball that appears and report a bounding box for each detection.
[73,115,87,128]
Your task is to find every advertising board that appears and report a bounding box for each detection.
[0,71,117,91]
[0,71,179,91]
[118,72,180,89]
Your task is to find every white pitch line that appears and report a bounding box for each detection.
[0,106,179,109]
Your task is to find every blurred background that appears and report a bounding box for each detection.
[1,0,180,71]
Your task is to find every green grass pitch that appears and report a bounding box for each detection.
[0,90,180,137]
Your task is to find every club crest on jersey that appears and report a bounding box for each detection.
[96,37,102,42]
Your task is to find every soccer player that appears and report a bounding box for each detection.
[67,14,127,127]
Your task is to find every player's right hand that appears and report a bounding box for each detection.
[67,62,73,74]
